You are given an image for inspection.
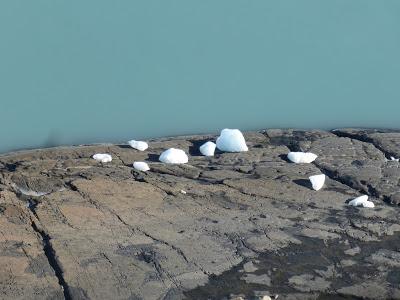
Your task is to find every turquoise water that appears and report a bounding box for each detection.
[1,1,400,153]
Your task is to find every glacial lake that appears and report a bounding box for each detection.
[1,1,399,153]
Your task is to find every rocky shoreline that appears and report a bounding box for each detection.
[0,128,399,300]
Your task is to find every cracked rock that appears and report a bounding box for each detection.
[0,128,400,300]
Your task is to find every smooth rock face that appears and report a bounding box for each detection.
[309,174,325,191]
[0,128,400,300]
[199,141,216,156]
[159,148,189,164]
[128,140,148,151]
[133,161,150,172]
[287,151,318,163]
[92,153,112,163]
[216,129,248,152]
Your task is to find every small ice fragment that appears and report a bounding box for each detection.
[128,140,148,151]
[390,156,399,162]
[349,195,368,206]
[261,296,278,300]
[287,152,318,163]
[159,148,189,164]
[362,201,375,208]
[200,141,216,156]
[93,153,112,163]
[348,195,375,208]
[216,129,248,152]
[133,161,150,172]
[180,190,187,194]
[309,174,325,191]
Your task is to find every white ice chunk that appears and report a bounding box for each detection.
[128,140,148,151]
[216,129,248,152]
[362,201,375,208]
[348,195,375,208]
[133,161,150,172]
[199,141,216,156]
[309,174,325,191]
[390,156,399,162]
[261,296,278,300]
[93,153,112,163]
[287,152,318,163]
[159,148,188,164]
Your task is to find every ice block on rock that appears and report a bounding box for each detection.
[159,148,188,164]
[200,141,216,156]
[128,140,148,151]
[309,174,325,191]
[133,161,150,172]
[348,195,375,208]
[93,153,112,163]
[287,152,318,163]
[216,129,248,152]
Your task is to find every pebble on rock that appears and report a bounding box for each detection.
[159,148,189,164]
[128,140,148,151]
[348,195,375,208]
[133,161,150,172]
[216,129,248,152]
[93,153,112,163]
[200,141,216,156]
[309,174,325,191]
[287,152,318,163]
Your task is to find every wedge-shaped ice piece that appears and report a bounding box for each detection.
[216,129,248,152]
[159,148,188,164]
[287,152,318,163]
[200,141,216,156]
[133,161,150,172]
[309,174,325,191]
[128,140,148,151]
[93,153,112,163]
[348,195,375,208]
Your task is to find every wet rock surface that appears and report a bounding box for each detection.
[0,128,399,300]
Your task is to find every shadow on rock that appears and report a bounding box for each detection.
[293,179,313,190]
[189,139,213,156]
[146,153,160,162]
[279,154,291,163]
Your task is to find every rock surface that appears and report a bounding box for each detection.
[0,128,400,300]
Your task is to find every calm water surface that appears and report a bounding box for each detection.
[1,1,400,153]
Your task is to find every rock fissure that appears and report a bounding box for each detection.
[312,163,374,199]
[30,219,72,300]
[331,130,394,160]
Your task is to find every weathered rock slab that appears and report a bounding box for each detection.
[0,129,399,300]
